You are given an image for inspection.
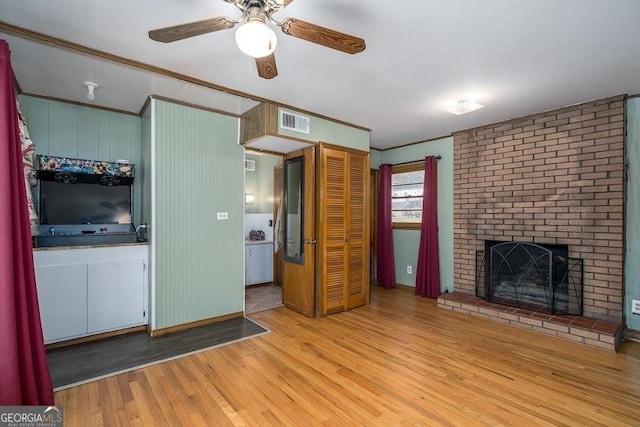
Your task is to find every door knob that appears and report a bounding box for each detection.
[304,239,317,245]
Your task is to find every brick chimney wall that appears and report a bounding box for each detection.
[453,95,625,322]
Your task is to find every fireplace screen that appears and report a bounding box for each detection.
[476,242,583,315]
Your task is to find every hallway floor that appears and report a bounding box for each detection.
[245,284,283,314]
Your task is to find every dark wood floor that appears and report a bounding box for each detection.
[55,286,640,425]
[47,317,268,390]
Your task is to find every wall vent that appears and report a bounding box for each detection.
[280,110,310,134]
[244,159,256,171]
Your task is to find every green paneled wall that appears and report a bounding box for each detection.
[626,98,640,332]
[140,104,152,230]
[245,152,282,214]
[17,95,143,226]
[153,100,244,329]
[380,137,454,292]
[370,148,383,169]
[277,107,370,152]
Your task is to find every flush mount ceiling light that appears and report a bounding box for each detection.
[235,9,277,58]
[444,99,484,115]
[83,81,98,101]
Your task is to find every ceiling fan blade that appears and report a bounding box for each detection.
[281,18,365,54]
[256,54,278,79]
[149,17,234,43]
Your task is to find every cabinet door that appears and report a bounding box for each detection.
[35,264,88,343]
[87,259,145,333]
[254,243,273,283]
[246,246,257,285]
[246,244,273,285]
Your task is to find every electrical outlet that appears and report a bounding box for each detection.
[216,212,228,220]
[632,299,640,315]
[407,265,413,275]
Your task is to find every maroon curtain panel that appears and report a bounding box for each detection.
[376,164,396,288]
[0,40,54,405]
[415,156,441,297]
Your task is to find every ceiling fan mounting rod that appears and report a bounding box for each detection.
[245,5,268,22]
[219,0,283,28]
[229,0,285,17]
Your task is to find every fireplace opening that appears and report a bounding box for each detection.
[476,241,583,315]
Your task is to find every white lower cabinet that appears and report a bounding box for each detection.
[245,242,273,285]
[88,259,146,333]
[35,263,88,342]
[34,245,149,344]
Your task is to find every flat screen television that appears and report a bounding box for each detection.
[39,180,132,225]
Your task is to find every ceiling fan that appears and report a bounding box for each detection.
[148,0,366,79]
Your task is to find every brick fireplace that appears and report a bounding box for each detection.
[440,95,625,350]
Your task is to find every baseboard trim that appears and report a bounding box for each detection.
[623,328,640,343]
[374,282,415,292]
[245,282,274,288]
[45,325,148,350]
[395,283,415,293]
[150,312,244,337]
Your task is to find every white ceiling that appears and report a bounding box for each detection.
[1,0,640,150]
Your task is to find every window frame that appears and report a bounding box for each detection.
[391,162,425,230]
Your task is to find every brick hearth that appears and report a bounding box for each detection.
[438,292,622,351]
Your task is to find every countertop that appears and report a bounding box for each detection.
[245,240,273,246]
[33,242,149,251]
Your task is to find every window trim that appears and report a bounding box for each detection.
[391,162,424,230]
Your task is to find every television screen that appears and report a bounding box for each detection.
[39,180,132,225]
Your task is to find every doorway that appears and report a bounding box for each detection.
[245,284,283,314]
[244,150,284,313]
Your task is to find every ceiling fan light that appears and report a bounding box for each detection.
[235,19,277,58]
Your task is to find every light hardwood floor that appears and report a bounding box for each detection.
[55,286,640,426]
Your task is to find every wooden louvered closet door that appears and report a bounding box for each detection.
[346,151,368,309]
[318,144,370,315]
[320,147,347,314]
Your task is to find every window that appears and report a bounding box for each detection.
[392,163,424,229]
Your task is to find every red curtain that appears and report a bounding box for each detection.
[376,164,396,288]
[0,40,53,405]
[415,156,441,297]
